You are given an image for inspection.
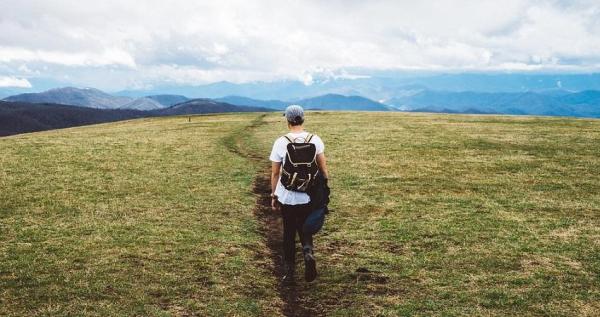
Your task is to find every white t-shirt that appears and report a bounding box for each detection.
[269,131,325,205]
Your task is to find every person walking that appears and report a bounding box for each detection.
[269,105,329,283]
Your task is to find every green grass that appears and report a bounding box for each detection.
[0,115,281,316]
[252,112,600,316]
[2,111,599,316]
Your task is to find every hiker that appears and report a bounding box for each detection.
[269,105,330,283]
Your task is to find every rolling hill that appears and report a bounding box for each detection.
[4,87,134,109]
[120,97,165,110]
[146,94,189,107]
[0,100,149,136]
[2,87,183,111]
[153,98,274,115]
[0,99,273,137]
[215,95,287,110]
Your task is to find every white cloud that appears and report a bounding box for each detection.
[0,47,136,67]
[0,76,32,88]
[0,0,599,90]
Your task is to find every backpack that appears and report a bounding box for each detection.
[280,133,319,192]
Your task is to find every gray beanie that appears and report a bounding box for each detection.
[284,105,305,124]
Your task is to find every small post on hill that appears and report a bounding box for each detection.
[188,116,191,123]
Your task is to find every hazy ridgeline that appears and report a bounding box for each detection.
[1,112,598,315]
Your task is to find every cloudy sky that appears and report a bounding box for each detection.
[1,0,600,90]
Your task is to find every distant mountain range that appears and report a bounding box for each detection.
[388,90,600,117]
[215,94,390,111]
[297,94,390,111]
[113,73,600,101]
[3,85,600,125]
[213,91,600,117]
[5,73,600,101]
[2,87,391,112]
[4,86,599,136]
[215,96,288,110]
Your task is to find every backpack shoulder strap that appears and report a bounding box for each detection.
[305,133,314,143]
[282,134,293,143]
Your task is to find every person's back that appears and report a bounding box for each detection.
[269,105,329,283]
[271,130,324,202]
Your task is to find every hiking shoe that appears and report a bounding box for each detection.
[304,251,317,282]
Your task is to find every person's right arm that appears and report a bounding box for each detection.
[316,153,329,179]
[271,161,282,211]
[269,137,282,212]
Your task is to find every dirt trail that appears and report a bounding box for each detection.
[225,114,321,317]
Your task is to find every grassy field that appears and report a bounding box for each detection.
[1,111,599,316]
[0,115,281,316]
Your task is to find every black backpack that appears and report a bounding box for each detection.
[280,133,319,192]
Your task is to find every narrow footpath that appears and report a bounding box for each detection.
[224,114,321,317]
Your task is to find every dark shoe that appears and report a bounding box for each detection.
[282,263,295,283]
[304,250,317,282]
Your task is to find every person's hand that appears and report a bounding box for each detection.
[271,197,280,212]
